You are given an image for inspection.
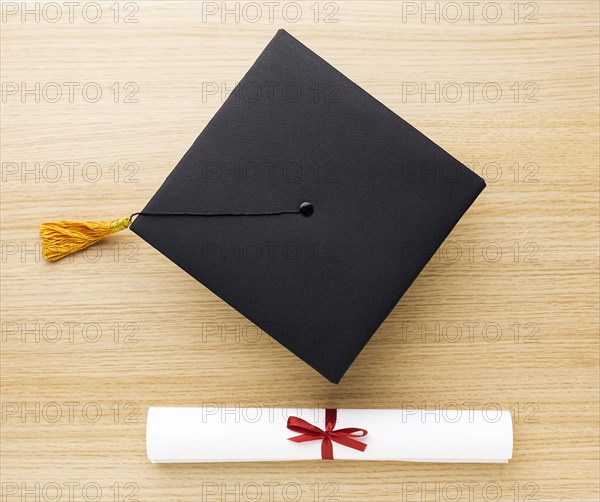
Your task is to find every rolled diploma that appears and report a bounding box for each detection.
[147,407,512,463]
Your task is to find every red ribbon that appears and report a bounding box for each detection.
[287,408,368,460]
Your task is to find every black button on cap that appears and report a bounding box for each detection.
[300,202,314,217]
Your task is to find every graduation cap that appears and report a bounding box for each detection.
[40,30,485,383]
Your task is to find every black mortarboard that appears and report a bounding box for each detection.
[41,30,485,383]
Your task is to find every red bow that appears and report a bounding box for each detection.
[287,408,368,460]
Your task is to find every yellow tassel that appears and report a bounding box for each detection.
[39,217,131,262]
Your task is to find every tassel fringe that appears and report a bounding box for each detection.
[39,217,131,262]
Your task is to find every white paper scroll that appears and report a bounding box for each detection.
[146,407,512,463]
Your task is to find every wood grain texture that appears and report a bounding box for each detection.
[1,1,598,501]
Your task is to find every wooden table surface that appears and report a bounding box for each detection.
[1,1,598,501]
